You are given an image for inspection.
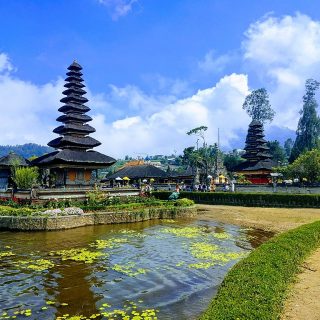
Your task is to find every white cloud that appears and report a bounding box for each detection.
[198,50,232,73]
[243,13,320,130]
[93,73,250,157]
[3,12,320,158]
[98,0,138,20]
[0,53,13,73]
[0,55,248,157]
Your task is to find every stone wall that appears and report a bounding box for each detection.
[0,206,197,231]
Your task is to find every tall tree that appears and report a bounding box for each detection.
[267,140,286,164]
[284,138,294,159]
[290,79,320,162]
[223,150,245,172]
[242,88,275,124]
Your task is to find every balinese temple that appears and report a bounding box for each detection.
[103,163,168,184]
[235,120,276,184]
[0,152,29,191]
[32,61,116,187]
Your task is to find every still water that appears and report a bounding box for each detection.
[0,218,272,319]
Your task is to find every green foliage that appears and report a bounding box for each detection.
[200,220,320,320]
[86,187,107,205]
[290,79,320,162]
[223,152,245,172]
[267,140,286,164]
[153,191,320,208]
[175,198,195,207]
[282,149,320,183]
[284,138,294,159]
[242,88,275,123]
[235,173,251,184]
[186,126,208,138]
[0,143,52,158]
[12,167,39,189]
[0,205,34,216]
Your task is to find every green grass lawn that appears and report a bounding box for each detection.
[200,220,320,320]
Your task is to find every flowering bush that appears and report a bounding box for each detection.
[62,207,84,216]
[37,207,84,217]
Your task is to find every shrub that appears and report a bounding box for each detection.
[175,198,195,207]
[86,187,107,205]
[0,205,34,216]
[153,191,320,208]
[12,167,39,190]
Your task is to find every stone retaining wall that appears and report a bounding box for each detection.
[0,207,197,231]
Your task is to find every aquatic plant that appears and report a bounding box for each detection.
[188,242,247,270]
[89,238,128,250]
[112,262,148,277]
[161,219,176,223]
[51,248,106,263]
[14,258,54,272]
[161,226,208,238]
[212,232,230,240]
[0,251,15,259]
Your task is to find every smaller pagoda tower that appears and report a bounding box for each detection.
[235,120,276,184]
[33,61,116,187]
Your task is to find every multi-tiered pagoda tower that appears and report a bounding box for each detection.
[235,120,276,184]
[33,61,116,187]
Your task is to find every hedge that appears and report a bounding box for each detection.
[200,220,320,319]
[153,191,320,208]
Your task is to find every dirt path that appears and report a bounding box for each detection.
[281,248,320,320]
[196,205,320,320]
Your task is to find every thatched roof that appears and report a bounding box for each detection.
[105,164,168,180]
[32,150,116,167]
[0,152,29,167]
[235,159,277,172]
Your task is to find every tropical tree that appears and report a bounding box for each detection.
[242,88,275,124]
[267,140,286,164]
[281,149,320,183]
[223,151,245,172]
[284,138,294,159]
[182,146,202,184]
[186,126,208,147]
[290,79,320,162]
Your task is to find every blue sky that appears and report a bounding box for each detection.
[0,0,320,157]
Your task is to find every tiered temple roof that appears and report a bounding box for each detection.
[236,120,276,171]
[33,61,115,168]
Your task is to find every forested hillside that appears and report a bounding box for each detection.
[0,143,53,159]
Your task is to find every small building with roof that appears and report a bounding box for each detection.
[32,61,116,187]
[103,164,168,185]
[235,120,276,184]
[0,152,29,190]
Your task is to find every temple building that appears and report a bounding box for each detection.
[235,120,276,184]
[103,163,168,186]
[32,61,116,187]
[0,152,29,191]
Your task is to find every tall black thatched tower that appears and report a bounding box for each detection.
[235,120,276,184]
[33,61,116,187]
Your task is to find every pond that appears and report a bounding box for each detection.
[0,218,273,320]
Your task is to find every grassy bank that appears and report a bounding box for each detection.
[154,191,320,208]
[200,220,320,320]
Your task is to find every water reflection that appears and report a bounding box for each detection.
[0,219,273,319]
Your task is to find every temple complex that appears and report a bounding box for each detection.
[0,152,29,191]
[32,61,116,187]
[235,120,276,184]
